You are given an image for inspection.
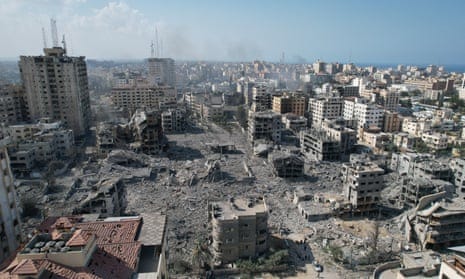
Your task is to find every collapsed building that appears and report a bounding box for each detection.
[268,151,304,178]
[7,120,75,172]
[400,177,454,208]
[342,161,384,214]
[209,197,268,265]
[293,187,347,221]
[391,152,451,181]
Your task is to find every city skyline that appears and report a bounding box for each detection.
[1,0,464,65]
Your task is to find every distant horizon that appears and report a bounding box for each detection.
[1,1,464,65]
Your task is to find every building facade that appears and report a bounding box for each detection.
[209,197,268,265]
[19,47,91,137]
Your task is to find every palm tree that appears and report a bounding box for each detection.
[191,238,212,273]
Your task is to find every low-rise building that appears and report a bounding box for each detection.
[209,197,268,265]
[0,214,168,278]
[421,132,449,151]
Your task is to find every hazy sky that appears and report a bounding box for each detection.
[1,0,464,64]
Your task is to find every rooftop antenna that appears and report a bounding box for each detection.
[155,26,159,57]
[50,18,59,47]
[150,40,155,58]
[62,34,67,54]
[42,27,48,48]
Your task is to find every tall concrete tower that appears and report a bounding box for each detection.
[0,137,22,262]
[19,47,91,137]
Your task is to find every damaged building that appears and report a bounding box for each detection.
[127,109,164,155]
[161,108,186,133]
[209,197,268,265]
[268,151,304,177]
[400,177,454,208]
[248,111,283,145]
[300,129,341,161]
[406,193,465,250]
[342,161,384,214]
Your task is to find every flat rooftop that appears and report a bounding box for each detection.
[211,198,267,220]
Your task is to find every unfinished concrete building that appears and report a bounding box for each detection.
[268,151,304,177]
[248,111,282,145]
[400,177,454,208]
[300,129,341,161]
[209,197,268,265]
[128,109,164,155]
[342,162,384,214]
[407,194,465,250]
[450,158,465,200]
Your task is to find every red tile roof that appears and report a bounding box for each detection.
[0,217,144,279]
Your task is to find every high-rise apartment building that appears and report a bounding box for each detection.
[147,58,176,87]
[19,47,91,137]
[0,137,22,263]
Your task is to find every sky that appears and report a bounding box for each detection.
[1,0,464,64]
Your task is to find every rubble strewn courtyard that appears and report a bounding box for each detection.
[17,121,407,278]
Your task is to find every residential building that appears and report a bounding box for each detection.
[300,129,341,161]
[281,113,307,133]
[248,111,283,145]
[382,111,402,132]
[450,158,465,200]
[0,214,168,278]
[401,117,432,137]
[421,132,449,151]
[408,196,465,250]
[377,89,399,111]
[321,119,357,159]
[161,108,186,133]
[209,197,268,265]
[336,85,359,97]
[251,85,273,112]
[19,47,91,137]
[0,84,28,126]
[96,122,116,158]
[272,93,306,116]
[147,57,176,86]
[111,84,176,115]
[341,161,384,214]
[0,137,22,263]
[343,98,384,129]
[308,95,343,127]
